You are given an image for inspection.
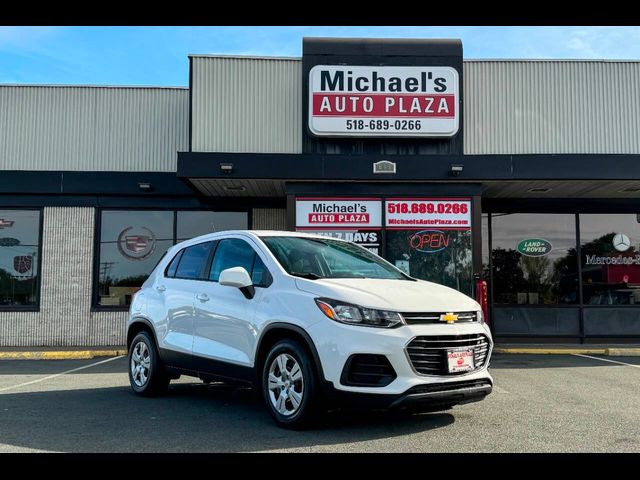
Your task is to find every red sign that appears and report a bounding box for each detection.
[308,213,370,224]
[385,198,471,230]
[312,94,455,117]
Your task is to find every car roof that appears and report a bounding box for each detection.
[173,230,349,249]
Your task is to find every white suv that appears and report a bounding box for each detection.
[127,230,493,429]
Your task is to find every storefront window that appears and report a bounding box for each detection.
[97,209,249,307]
[98,211,173,307]
[579,214,640,305]
[386,228,473,295]
[177,211,248,242]
[491,213,578,305]
[0,209,41,307]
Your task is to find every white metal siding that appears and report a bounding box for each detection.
[191,56,302,153]
[0,207,127,346]
[464,61,640,154]
[0,86,188,171]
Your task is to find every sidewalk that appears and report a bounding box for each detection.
[494,344,640,356]
[0,346,127,360]
[1,344,639,360]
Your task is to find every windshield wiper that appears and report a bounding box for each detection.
[290,272,324,280]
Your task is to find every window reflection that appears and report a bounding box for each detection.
[0,210,40,307]
[580,214,640,305]
[97,210,248,307]
[491,213,578,305]
[386,229,473,296]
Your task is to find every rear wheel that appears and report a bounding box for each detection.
[262,339,320,429]
[128,331,169,396]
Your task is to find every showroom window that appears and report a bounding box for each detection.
[490,213,578,305]
[579,214,640,305]
[386,229,473,296]
[0,209,42,309]
[96,210,248,308]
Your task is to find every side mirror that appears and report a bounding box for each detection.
[219,267,255,299]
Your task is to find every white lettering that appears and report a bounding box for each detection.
[385,97,395,112]
[425,97,434,113]
[363,97,373,113]
[438,97,449,113]
[320,97,331,112]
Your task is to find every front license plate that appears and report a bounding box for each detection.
[447,349,475,373]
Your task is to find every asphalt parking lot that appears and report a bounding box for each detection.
[0,353,639,453]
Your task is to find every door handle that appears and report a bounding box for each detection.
[156,285,166,292]
[196,293,210,302]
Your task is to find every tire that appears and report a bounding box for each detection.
[128,331,170,396]
[262,339,320,430]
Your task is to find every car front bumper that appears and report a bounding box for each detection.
[307,319,494,405]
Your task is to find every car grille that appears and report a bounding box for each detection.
[402,311,477,324]
[406,334,491,376]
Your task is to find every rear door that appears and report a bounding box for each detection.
[154,241,214,369]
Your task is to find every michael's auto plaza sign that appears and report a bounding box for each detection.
[308,65,459,137]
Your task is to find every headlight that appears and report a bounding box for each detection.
[477,310,484,323]
[315,298,404,328]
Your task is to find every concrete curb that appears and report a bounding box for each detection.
[495,347,640,357]
[0,350,127,360]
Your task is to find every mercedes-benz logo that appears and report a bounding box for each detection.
[612,233,631,252]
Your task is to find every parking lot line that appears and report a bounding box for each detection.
[0,356,124,393]
[573,354,640,369]
[492,385,510,394]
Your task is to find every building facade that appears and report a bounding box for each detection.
[2,37,640,346]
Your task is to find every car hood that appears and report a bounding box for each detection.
[294,277,480,312]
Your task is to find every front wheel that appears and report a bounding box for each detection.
[128,331,169,396]
[262,339,320,429]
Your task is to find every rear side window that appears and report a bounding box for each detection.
[209,238,272,288]
[174,242,212,280]
[165,250,184,278]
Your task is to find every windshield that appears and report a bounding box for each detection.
[261,236,408,280]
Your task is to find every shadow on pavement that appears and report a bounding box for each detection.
[0,382,455,452]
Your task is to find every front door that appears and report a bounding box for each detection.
[192,238,265,370]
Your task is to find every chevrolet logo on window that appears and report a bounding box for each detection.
[440,312,459,324]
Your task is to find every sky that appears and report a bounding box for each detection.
[1,26,640,86]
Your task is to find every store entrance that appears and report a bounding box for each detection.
[293,194,477,298]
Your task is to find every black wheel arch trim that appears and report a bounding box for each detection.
[257,322,327,385]
[127,318,160,350]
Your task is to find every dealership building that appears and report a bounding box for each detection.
[2,37,640,346]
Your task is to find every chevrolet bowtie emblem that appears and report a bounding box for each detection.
[440,312,459,324]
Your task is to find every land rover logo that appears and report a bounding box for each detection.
[117,227,156,261]
[517,239,552,257]
[613,233,631,252]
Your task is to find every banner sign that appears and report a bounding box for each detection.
[385,198,471,229]
[296,198,382,229]
[308,65,459,138]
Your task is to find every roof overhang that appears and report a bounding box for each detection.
[177,152,640,199]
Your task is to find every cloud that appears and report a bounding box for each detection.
[0,26,65,51]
